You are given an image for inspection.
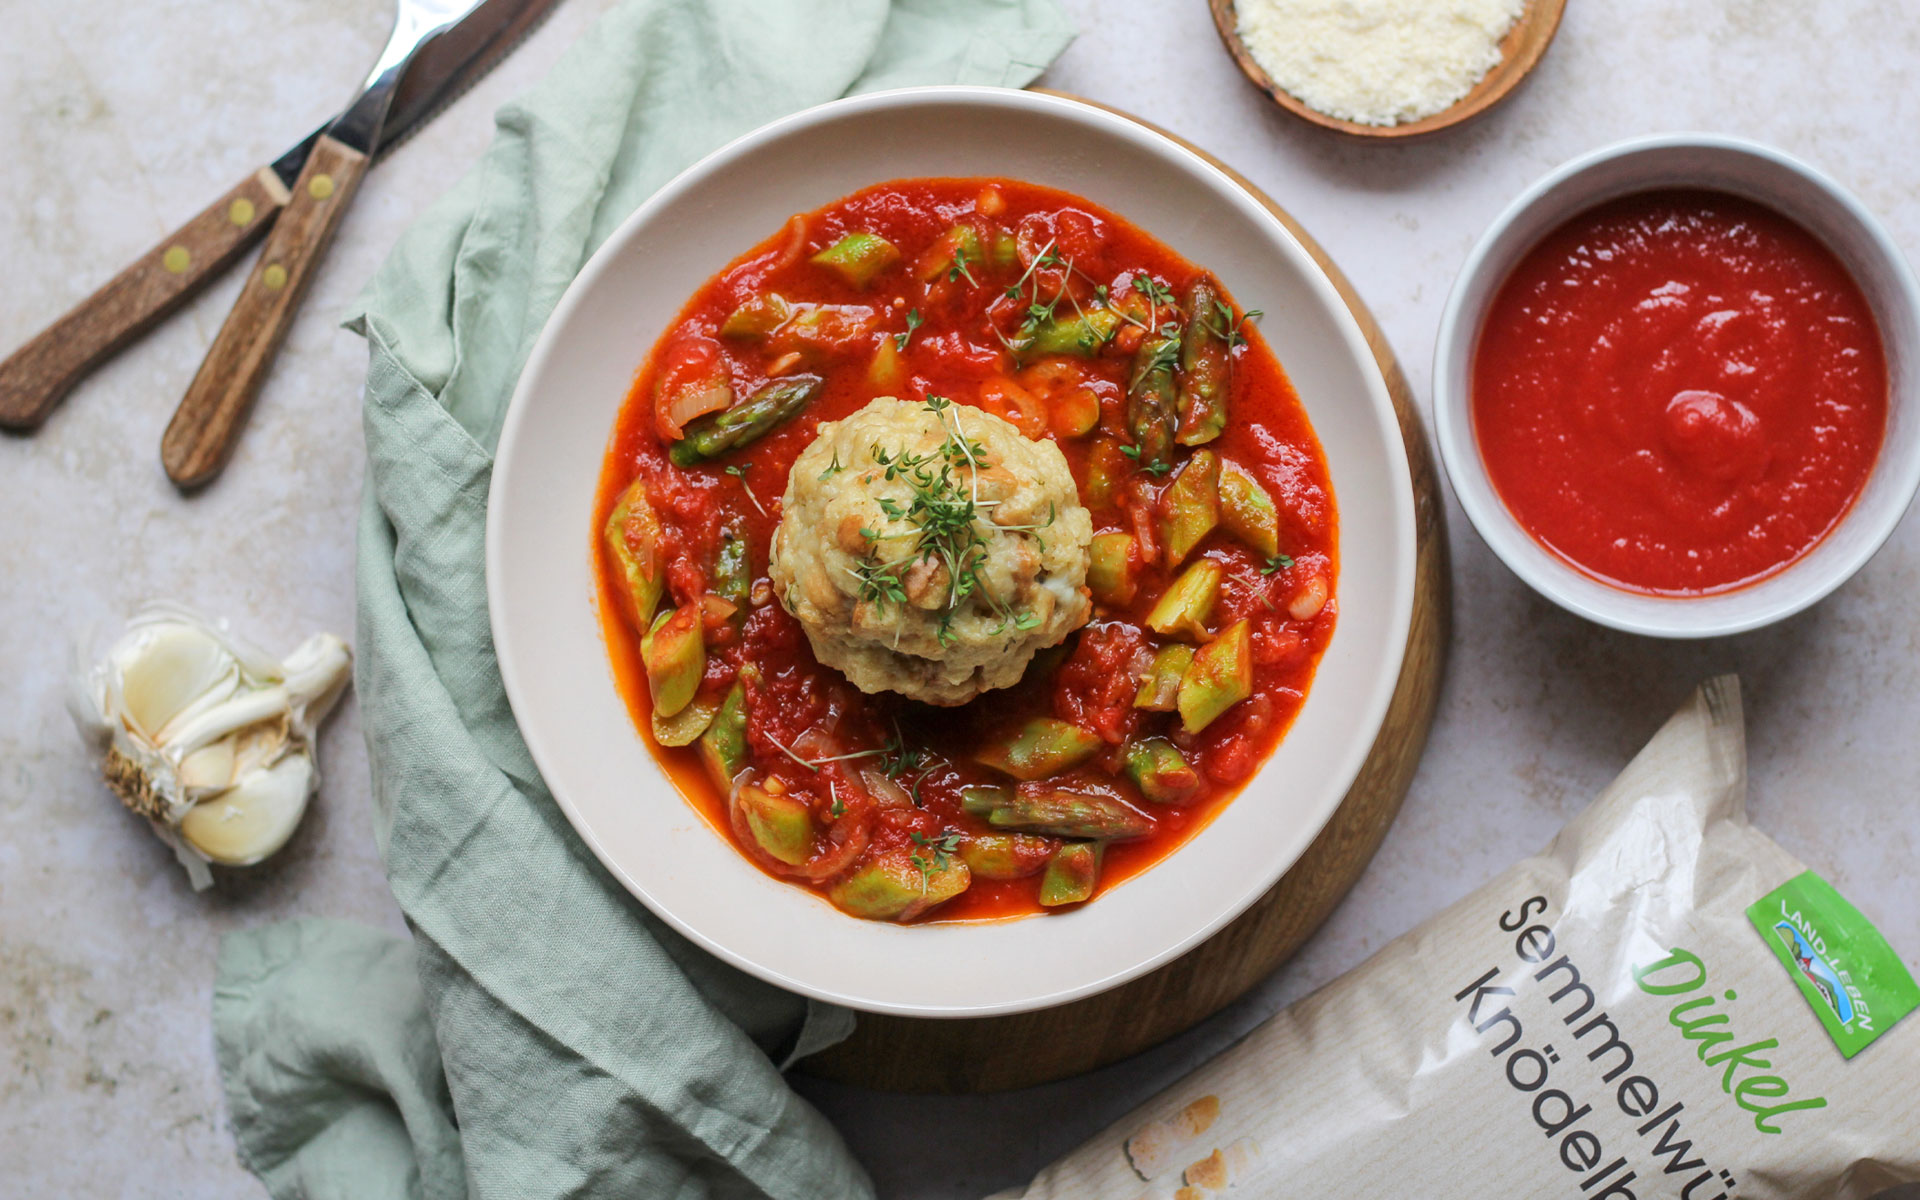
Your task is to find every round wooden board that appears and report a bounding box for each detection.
[796,96,1452,1094]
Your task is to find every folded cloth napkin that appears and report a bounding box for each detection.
[209,2,1074,1196]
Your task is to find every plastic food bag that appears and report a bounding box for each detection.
[996,678,1919,1200]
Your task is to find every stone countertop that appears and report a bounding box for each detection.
[3,0,1916,1195]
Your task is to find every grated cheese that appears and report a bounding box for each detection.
[1236,0,1524,128]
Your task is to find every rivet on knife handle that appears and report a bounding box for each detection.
[161,136,368,490]
[0,168,291,431]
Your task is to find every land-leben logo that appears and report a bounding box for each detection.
[1744,870,1920,1062]
[1770,908,1862,1031]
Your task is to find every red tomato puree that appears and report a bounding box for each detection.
[1473,190,1887,594]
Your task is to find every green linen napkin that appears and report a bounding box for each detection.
[209,2,1074,1197]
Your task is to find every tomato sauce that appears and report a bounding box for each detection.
[1473,190,1887,595]
[595,178,1337,921]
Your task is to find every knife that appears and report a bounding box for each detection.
[0,0,553,439]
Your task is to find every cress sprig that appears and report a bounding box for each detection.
[849,398,1054,645]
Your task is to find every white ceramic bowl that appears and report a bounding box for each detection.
[488,87,1416,1017]
[1434,133,1920,638]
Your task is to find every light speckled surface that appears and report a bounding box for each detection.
[2,0,1916,1195]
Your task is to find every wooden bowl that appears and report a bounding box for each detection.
[1206,0,1568,139]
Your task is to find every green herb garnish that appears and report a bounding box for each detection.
[1133,275,1176,308]
[1119,443,1172,477]
[1202,300,1263,350]
[725,463,766,515]
[893,308,924,352]
[849,397,1055,644]
[947,246,978,287]
[909,830,964,886]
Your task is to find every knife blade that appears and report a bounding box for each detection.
[267,0,555,192]
[0,0,555,432]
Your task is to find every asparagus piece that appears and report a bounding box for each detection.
[961,784,1013,818]
[697,681,749,791]
[980,784,1153,841]
[641,607,705,718]
[736,780,813,866]
[670,375,823,466]
[719,292,794,340]
[1088,531,1139,606]
[829,848,970,921]
[1050,387,1101,439]
[1218,461,1281,558]
[1084,437,1130,509]
[779,304,877,351]
[603,478,666,631]
[1159,449,1221,566]
[1176,274,1230,446]
[1038,841,1103,907]
[1126,332,1180,470]
[1021,307,1122,358]
[990,230,1020,271]
[1124,737,1204,805]
[713,524,751,606]
[1134,643,1195,711]
[811,232,901,288]
[916,224,983,282]
[653,694,718,748]
[959,832,1055,881]
[868,335,907,392]
[1145,560,1223,641]
[1179,619,1253,734]
[975,717,1103,781]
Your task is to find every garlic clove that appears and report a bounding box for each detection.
[178,754,314,866]
[281,634,352,723]
[161,685,291,757]
[177,735,238,793]
[114,622,237,742]
[228,717,291,780]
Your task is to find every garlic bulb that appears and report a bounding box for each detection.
[70,603,350,889]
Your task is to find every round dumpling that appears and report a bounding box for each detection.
[770,396,1093,705]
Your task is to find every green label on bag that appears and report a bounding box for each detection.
[1748,870,1920,1059]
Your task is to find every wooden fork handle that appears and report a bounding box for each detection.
[161,135,368,490]
[0,168,291,430]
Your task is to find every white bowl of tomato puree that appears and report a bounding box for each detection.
[1435,133,1920,637]
[486,88,1418,1016]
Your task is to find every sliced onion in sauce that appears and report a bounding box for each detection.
[859,766,914,809]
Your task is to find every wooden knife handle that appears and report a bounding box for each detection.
[162,135,368,489]
[0,168,291,430]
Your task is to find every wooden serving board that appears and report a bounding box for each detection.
[796,99,1452,1094]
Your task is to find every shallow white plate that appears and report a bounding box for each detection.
[488,87,1416,1017]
